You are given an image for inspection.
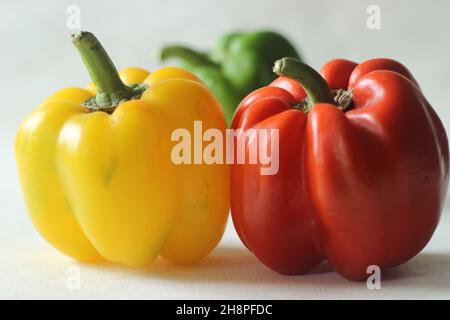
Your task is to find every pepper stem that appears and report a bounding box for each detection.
[273,58,334,109]
[159,45,218,68]
[72,31,146,112]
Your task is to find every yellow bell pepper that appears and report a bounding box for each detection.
[15,31,229,267]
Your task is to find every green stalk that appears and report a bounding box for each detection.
[273,57,334,109]
[72,31,146,112]
[159,45,218,68]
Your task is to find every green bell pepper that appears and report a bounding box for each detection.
[160,31,302,125]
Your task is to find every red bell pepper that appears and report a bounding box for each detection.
[230,57,449,281]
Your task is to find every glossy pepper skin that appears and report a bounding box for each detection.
[15,32,229,267]
[230,57,449,281]
[160,31,301,125]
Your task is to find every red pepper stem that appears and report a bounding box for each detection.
[273,58,334,107]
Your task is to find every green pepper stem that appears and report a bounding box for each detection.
[273,58,334,107]
[159,45,218,68]
[72,31,145,111]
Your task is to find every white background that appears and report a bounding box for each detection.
[1,0,450,299]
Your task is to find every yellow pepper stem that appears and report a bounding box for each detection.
[72,31,147,112]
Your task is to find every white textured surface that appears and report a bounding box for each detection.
[1,211,450,300]
[1,0,450,299]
